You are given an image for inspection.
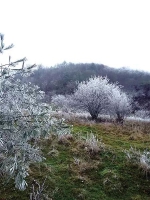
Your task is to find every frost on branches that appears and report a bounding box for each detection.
[73,77,112,120]
[72,76,131,122]
[0,33,64,190]
[73,76,120,120]
[109,88,132,123]
[52,76,132,122]
[51,94,76,113]
[52,94,70,112]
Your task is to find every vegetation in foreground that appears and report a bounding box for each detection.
[1,33,150,200]
[1,118,150,200]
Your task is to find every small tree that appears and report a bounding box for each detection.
[108,88,132,123]
[51,94,70,111]
[51,76,132,123]
[0,33,64,190]
[72,76,118,120]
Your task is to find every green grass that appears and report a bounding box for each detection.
[1,120,150,199]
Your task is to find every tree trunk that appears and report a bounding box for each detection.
[116,113,124,125]
[90,113,98,121]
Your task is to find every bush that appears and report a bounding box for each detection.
[0,33,66,190]
[125,147,150,179]
[52,76,132,123]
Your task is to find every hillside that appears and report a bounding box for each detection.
[1,116,150,200]
[26,62,150,99]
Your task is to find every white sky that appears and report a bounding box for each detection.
[1,0,150,72]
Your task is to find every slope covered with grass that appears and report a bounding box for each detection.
[1,119,150,200]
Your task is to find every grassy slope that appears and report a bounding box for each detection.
[1,120,150,200]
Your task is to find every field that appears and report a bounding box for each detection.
[1,114,150,200]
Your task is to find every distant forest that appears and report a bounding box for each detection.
[21,62,150,111]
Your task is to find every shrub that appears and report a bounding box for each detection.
[0,33,66,190]
[52,76,132,123]
[84,133,105,155]
[108,89,132,124]
[125,147,150,179]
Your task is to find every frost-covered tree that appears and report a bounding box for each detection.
[72,76,118,120]
[108,88,132,123]
[52,94,70,111]
[51,76,132,123]
[0,33,63,190]
[51,94,76,112]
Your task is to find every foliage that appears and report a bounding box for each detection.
[52,76,131,122]
[51,94,72,112]
[0,79,53,190]
[72,76,115,120]
[84,132,104,155]
[125,147,150,178]
[21,62,150,101]
[1,119,150,199]
[108,88,132,123]
[0,33,63,191]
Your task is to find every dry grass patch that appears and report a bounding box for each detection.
[57,134,73,146]
[47,146,59,157]
[129,132,144,140]
[72,157,100,174]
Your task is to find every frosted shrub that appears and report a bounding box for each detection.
[108,88,132,124]
[0,34,65,190]
[54,76,131,123]
[57,125,73,145]
[51,94,69,111]
[85,133,104,155]
[51,94,75,112]
[125,147,141,163]
[125,147,150,178]
[0,78,54,190]
[73,77,113,120]
[139,151,150,177]
[134,110,150,119]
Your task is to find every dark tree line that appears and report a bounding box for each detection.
[133,84,150,113]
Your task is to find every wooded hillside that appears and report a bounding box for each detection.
[24,62,150,100]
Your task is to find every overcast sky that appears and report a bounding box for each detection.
[1,0,150,72]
